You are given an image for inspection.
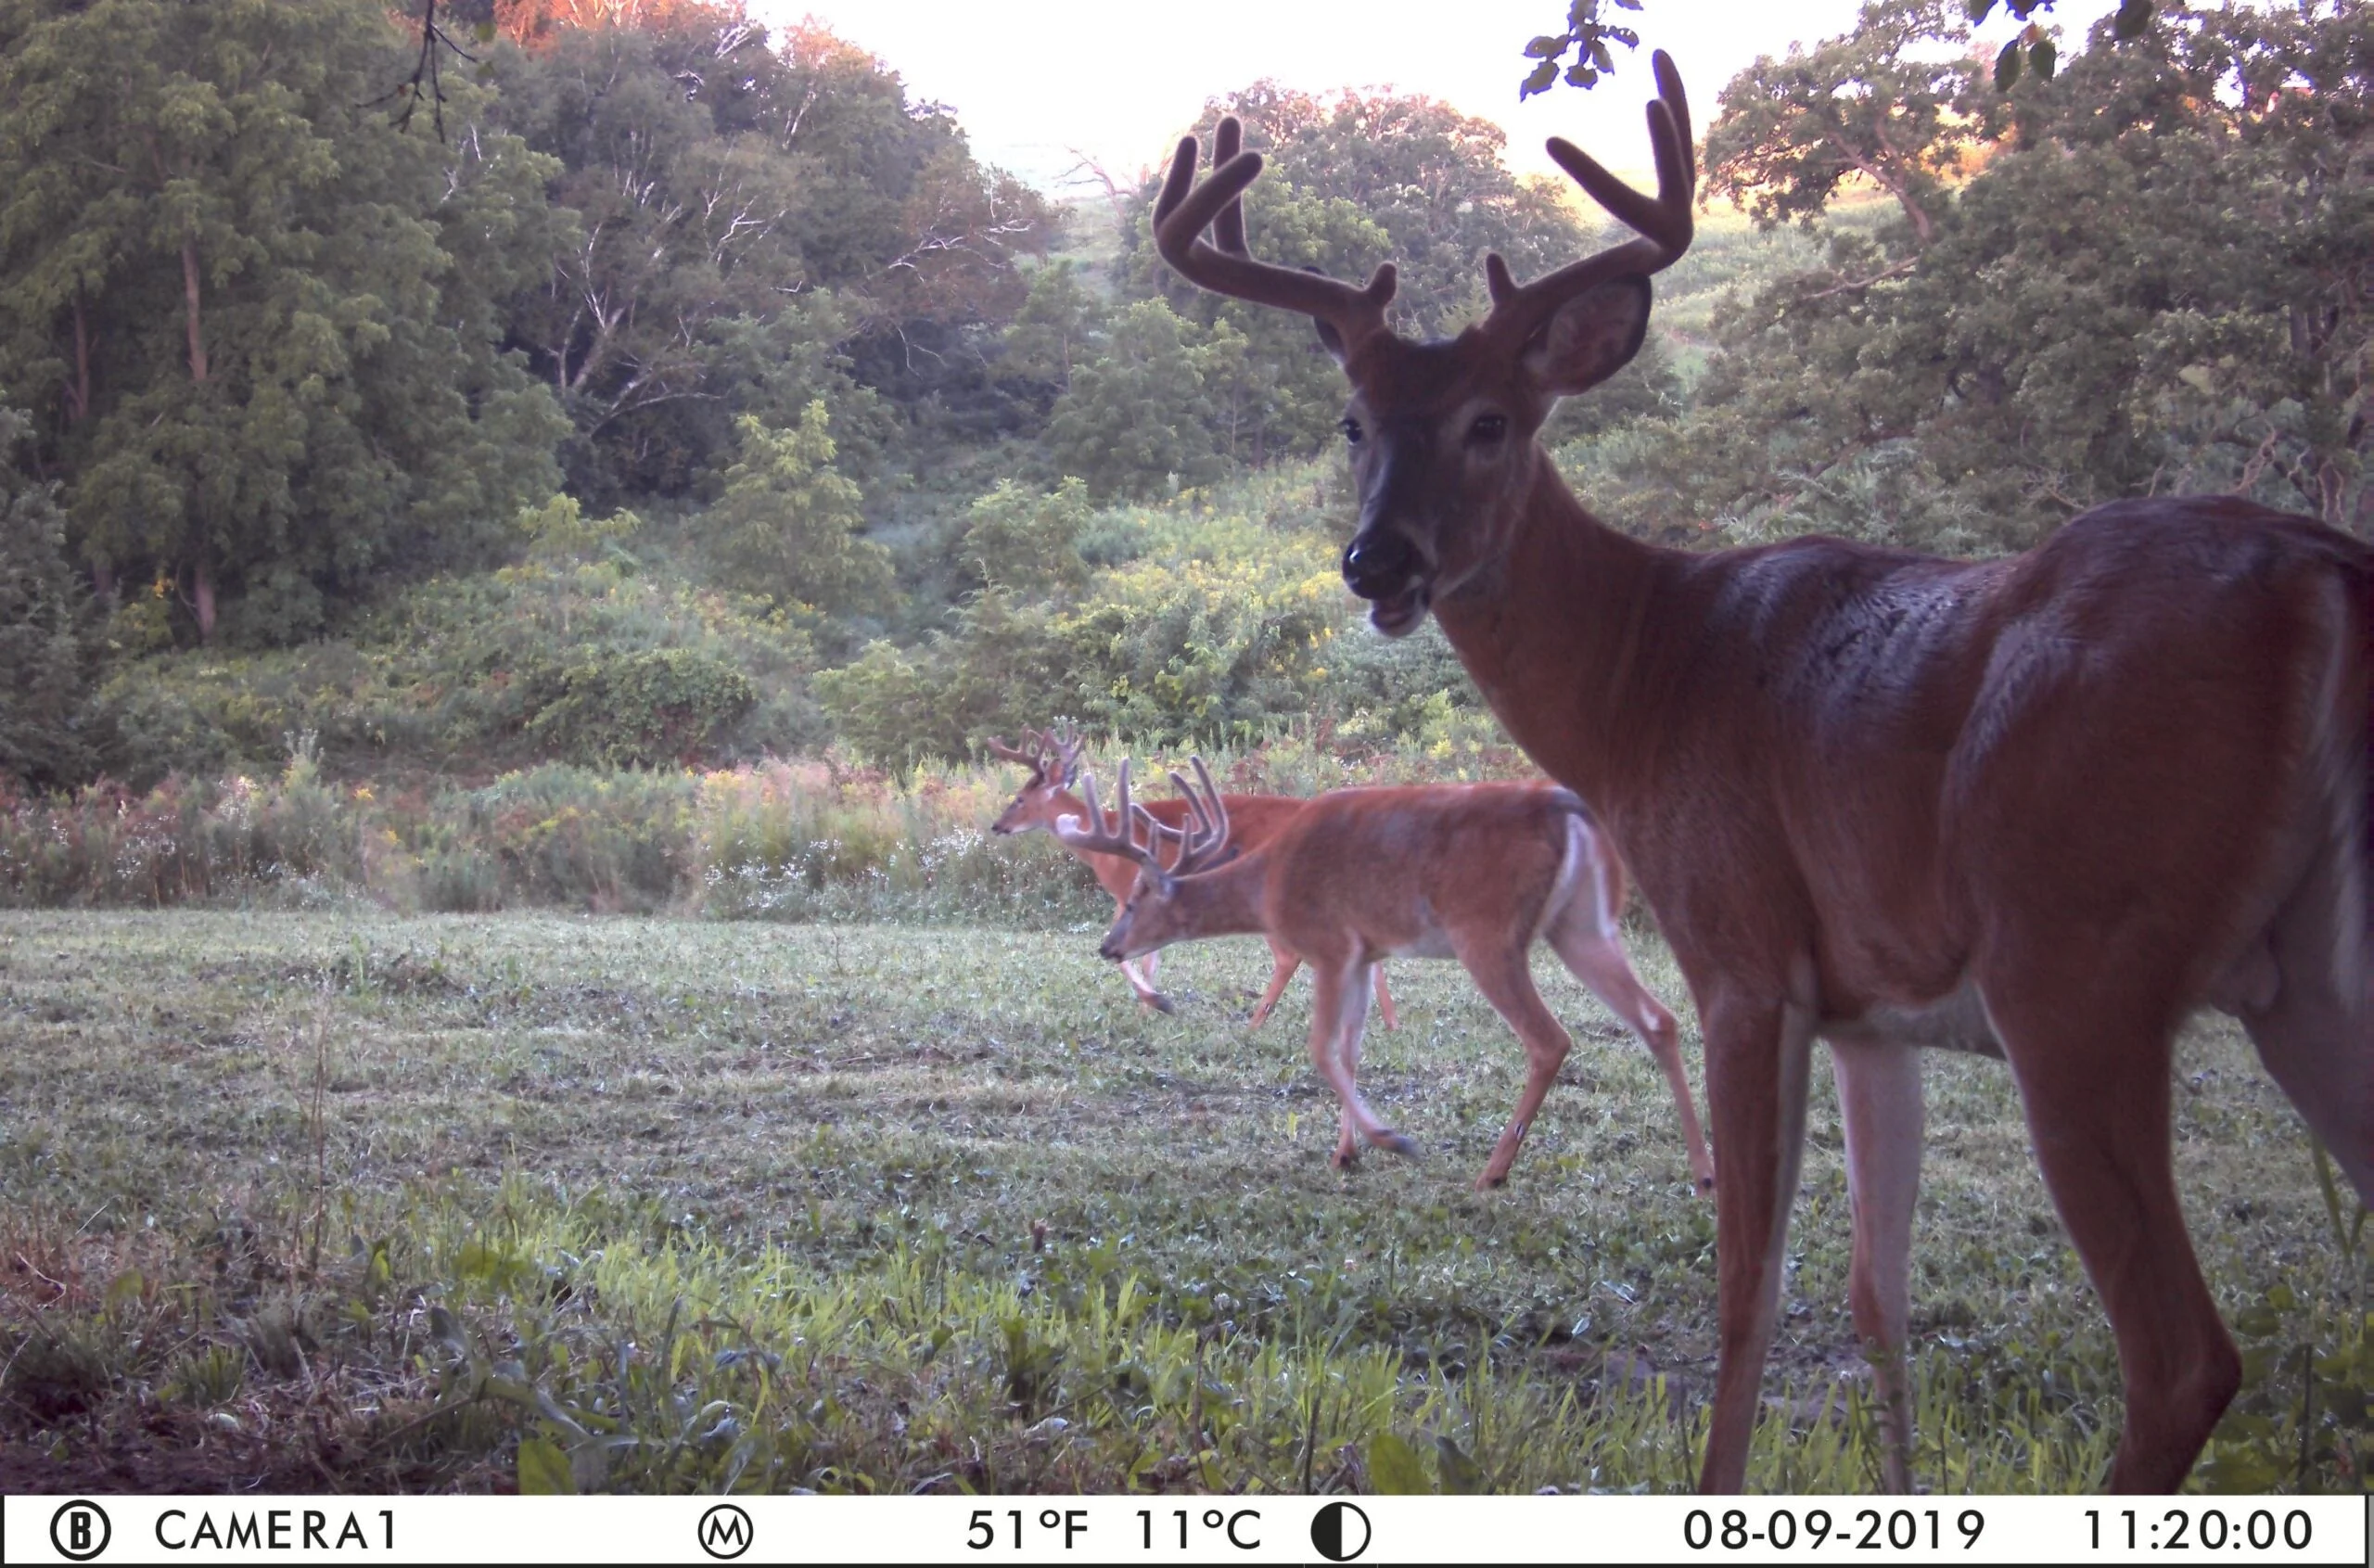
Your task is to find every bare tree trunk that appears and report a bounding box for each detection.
[91,562,116,604]
[192,561,217,642]
[182,230,216,639]
[67,293,91,422]
[182,236,209,383]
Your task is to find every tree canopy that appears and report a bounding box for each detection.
[1585,0,2370,549]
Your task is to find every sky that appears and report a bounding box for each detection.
[743,0,2129,198]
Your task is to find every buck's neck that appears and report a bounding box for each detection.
[1164,852,1272,942]
[1431,457,1675,814]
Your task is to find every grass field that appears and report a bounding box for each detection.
[0,909,2361,1494]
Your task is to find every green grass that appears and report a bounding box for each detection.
[0,910,2361,1494]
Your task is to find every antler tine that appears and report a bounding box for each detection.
[1053,761,1161,869]
[1481,49,1696,349]
[1052,719,1087,783]
[1189,755,1230,855]
[1163,756,1233,876]
[1153,115,1397,349]
[1130,802,1180,861]
[1167,769,1214,840]
[984,734,1033,765]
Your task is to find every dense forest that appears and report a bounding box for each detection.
[0,0,2366,794]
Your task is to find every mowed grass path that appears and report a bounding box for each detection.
[0,910,2350,1492]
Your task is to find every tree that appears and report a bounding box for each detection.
[0,0,568,644]
[485,21,833,500]
[956,478,1092,597]
[705,403,890,618]
[485,13,1053,491]
[999,261,1104,402]
[1605,0,2372,545]
[1042,300,1221,502]
[0,410,97,789]
[1702,0,1986,245]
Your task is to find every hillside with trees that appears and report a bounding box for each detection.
[0,0,2364,802]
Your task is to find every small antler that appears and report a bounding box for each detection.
[985,734,1036,766]
[1153,114,1398,356]
[1480,50,1696,351]
[1053,760,1161,870]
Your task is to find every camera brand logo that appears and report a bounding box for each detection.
[50,1499,112,1562]
[696,1502,754,1560]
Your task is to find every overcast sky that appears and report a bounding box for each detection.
[742,0,2126,197]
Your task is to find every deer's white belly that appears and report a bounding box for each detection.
[1822,977,2004,1058]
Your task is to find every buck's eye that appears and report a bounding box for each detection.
[1467,413,1508,445]
[1340,417,1364,444]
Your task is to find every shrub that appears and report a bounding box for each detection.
[94,560,819,785]
[524,648,757,770]
[820,465,1496,768]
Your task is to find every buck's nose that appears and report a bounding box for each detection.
[1342,529,1418,600]
[1098,937,1124,961]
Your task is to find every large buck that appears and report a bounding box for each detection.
[1057,758,1715,1192]
[987,724,1396,1026]
[1151,52,2371,1492]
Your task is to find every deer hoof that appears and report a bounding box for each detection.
[1143,992,1176,1015]
[1694,1172,1717,1197]
[1374,1130,1420,1159]
[1474,1170,1510,1192]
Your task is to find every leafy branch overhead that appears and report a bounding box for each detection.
[1519,0,1643,99]
[1524,0,2157,96]
[1964,0,2153,86]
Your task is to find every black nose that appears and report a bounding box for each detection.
[1341,529,1417,600]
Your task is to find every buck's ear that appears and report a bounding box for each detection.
[1521,276,1652,397]
[1313,316,1348,367]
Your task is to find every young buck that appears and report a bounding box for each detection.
[1153,52,2369,1492]
[987,725,1395,1027]
[1057,759,1715,1193]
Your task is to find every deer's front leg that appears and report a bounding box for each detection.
[1120,955,1174,1013]
[1248,939,1299,1029]
[1828,1037,1922,1494]
[1699,994,1817,1494]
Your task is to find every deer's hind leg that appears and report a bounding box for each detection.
[2232,836,2373,1206]
[1974,909,2238,1491]
[1451,937,1577,1190]
[1547,909,1715,1194]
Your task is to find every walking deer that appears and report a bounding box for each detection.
[1057,758,1715,1193]
[1151,51,2370,1491]
[987,725,1396,1027]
